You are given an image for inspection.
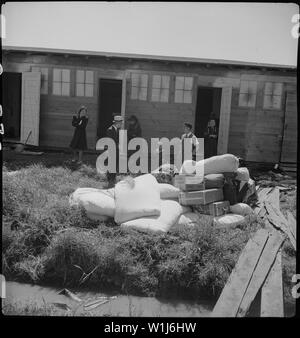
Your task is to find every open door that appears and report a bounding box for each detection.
[195,87,222,158]
[20,72,41,146]
[98,78,122,138]
[2,72,22,140]
[217,86,232,155]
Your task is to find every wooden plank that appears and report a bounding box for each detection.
[240,73,296,84]
[212,229,269,317]
[253,189,277,220]
[265,202,296,250]
[217,86,232,155]
[265,187,280,210]
[261,250,284,317]
[21,72,41,146]
[237,231,285,317]
[286,210,296,243]
[254,188,273,216]
[281,166,297,173]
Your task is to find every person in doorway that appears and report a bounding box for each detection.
[181,122,199,161]
[70,106,88,164]
[127,115,142,168]
[127,115,142,141]
[204,114,218,158]
[106,115,123,186]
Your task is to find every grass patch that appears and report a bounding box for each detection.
[2,161,296,310]
[2,300,60,316]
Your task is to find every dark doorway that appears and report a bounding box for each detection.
[2,72,22,140]
[194,86,222,157]
[98,79,122,138]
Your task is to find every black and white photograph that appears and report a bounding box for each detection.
[0,2,298,320]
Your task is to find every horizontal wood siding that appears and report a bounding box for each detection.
[39,96,97,149]
[126,101,195,140]
[228,80,288,163]
[281,89,297,164]
[3,52,297,161]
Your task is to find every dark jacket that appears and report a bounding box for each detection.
[106,125,120,145]
[70,116,88,150]
[128,123,142,140]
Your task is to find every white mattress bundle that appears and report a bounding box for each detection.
[69,154,255,232]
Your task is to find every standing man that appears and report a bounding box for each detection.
[181,122,199,161]
[106,115,123,186]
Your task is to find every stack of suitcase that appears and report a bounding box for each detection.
[174,174,230,217]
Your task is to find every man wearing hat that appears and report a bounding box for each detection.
[106,115,123,185]
[107,115,123,143]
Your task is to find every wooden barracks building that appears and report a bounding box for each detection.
[2,46,297,169]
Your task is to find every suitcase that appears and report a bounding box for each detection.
[174,174,205,191]
[179,188,224,206]
[195,200,230,216]
[204,174,225,189]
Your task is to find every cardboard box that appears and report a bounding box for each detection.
[179,188,224,206]
[174,175,205,191]
[195,200,230,216]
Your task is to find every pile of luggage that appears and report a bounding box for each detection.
[69,154,257,233]
[177,154,257,227]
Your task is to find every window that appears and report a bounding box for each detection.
[53,69,70,96]
[151,75,170,102]
[174,76,194,103]
[238,80,257,108]
[263,82,283,109]
[76,70,94,97]
[31,66,48,94]
[131,73,148,100]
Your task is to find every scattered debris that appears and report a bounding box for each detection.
[58,288,82,302]
[74,265,99,285]
[84,296,117,311]
[253,170,296,189]
[254,187,296,250]
[51,302,71,311]
[19,150,44,155]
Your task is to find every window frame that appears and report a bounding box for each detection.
[238,80,258,108]
[52,68,71,96]
[263,82,283,110]
[76,70,94,97]
[151,74,170,103]
[174,76,194,104]
[130,72,149,101]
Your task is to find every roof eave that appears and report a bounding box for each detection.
[2,45,297,71]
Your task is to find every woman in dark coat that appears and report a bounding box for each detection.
[127,115,142,140]
[70,106,88,163]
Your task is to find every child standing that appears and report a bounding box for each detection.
[181,122,199,161]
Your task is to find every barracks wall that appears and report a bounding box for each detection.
[2,51,297,164]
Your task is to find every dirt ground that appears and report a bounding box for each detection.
[3,147,98,171]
